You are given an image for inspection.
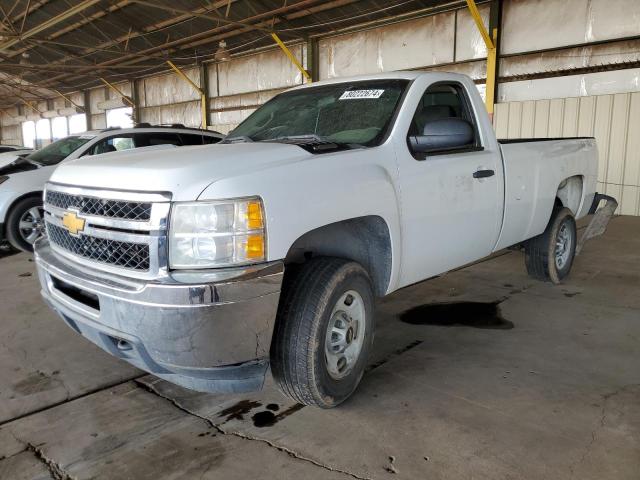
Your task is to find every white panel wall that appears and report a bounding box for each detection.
[0,107,21,145]
[494,92,640,215]
[318,5,490,79]
[208,4,490,133]
[139,68,202,127]
[208,46,305,133]
[501,0,640,54]
[498,69,640,102]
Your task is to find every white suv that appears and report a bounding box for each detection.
[0,125,222,251]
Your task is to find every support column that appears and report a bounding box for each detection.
[306,37,319,82]
[100,77,135,108]
[84,90,92,130]
[199,64,211,129]
[465,0,500,117]
[131,79,141,125]
[487,0,502,114]
[272,33,311,83]
[166,60,208,129]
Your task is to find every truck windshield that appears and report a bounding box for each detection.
[227,79,409,147]
[26,136,93,166]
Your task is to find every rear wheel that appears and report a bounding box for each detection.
[6,196,45,252]
[271,257,375,408]
[524,207,577,284]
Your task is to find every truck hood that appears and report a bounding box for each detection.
[50,142,312,201]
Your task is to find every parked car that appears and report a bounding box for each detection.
[34,72,616,407]
[0,125,223,251]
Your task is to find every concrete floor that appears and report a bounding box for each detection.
[0,216,638,480]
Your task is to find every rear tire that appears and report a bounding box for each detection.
[6,196,45,253]
[524,207,577,284]
[271,257,375,408]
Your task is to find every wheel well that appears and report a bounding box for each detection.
[283,216,392,296]
[555,176,583,215]
[6,191,43,218]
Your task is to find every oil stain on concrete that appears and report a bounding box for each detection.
[399,301,514,329]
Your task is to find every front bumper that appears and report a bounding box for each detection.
[35,239,284,393]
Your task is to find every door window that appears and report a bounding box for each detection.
[134,132,181,147]
[179,133,220,145]
[90,135,136,155]
[408,82,480,154]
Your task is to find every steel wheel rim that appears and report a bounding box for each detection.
[555,221,572,270]
[18,206,45,245]
[325,290,366,380]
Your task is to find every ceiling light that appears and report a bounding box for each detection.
[214,40,230,62]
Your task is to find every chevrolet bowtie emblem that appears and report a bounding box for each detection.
[62,211,86,235]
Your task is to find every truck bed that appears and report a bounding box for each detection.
[493,137,598,251]
[498,137,594,144]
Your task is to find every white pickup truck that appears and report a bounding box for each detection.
[35,72,616,408]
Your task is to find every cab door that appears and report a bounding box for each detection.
[395,80,504,287]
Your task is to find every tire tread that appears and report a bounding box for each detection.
[271,257,371,407]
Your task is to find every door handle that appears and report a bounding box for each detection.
[473,169,495,179]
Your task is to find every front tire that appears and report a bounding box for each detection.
[524,207,577,284]
[271,257,375,408]
[6,196,45,253]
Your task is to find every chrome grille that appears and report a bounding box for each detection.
[43,183,171,279]
[47,224,150,271]
[45,190,152,221]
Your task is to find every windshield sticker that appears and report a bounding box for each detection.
[339,89,385,100]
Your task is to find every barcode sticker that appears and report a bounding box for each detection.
[339,89,385,100]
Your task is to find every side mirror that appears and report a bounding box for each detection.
[409,117,474,154]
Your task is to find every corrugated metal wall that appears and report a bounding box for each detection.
[494,93,640,215]
[208,45,306,134]
[138,68,201,127]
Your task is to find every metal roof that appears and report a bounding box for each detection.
[0,0,465,109]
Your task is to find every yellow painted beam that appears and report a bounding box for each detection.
[21,99,43,115]
[465,0,494,49]
[484,28,497,116]
[54,89,84,111]
[466,0,497,115]
[271,33,312,82]
[100,77,135,108]
[166,60,208,129]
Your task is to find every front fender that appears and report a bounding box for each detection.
[198,144,403,292]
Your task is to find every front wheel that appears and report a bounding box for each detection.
[271,257,375,408]
[524,207,577,284]
[6,196,45,253]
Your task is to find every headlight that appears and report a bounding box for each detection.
[169,197,266,269]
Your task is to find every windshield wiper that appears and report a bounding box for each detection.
[221,135,254,144]
[260,134,364,153]
[264,134,332,144]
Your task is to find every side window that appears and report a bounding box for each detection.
[410,83,474,134]
[179,133,221,145]
[407,82,480,158]
[135,132,181,147]
[89,135,136,155]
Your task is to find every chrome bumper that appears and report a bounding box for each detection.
[35,239,284,393]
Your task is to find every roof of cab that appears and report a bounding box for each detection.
[287,71,470,92]
[75,125,223,137]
